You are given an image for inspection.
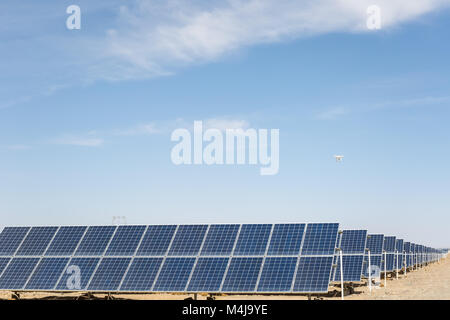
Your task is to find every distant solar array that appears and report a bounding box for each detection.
[0,224,444,295]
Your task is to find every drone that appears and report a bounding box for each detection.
[334,155,344,163]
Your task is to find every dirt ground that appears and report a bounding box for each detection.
[0,256,448,300]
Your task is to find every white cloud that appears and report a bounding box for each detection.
[98,0,450,80]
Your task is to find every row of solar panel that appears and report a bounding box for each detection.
[0,256,334,293]
[333,231,442,283]
[0,224,339,257]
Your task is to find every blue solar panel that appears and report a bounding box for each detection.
[136,225,176,256]
[75,226,116,256]
[119,258,163,291]
[25,258,69,290]
[105,225,146,256]
[267,224,305,255]
[257,257,297,292]
[45,226,86,256]
[395,239,404,252]
[55,257,100,290]
[383,236,396,253]
[233,224,271,256]
[200,225,239,256]
[0,227,30,255]
[292,256,333,293]
[153,257,196,291]
[187,258,229,292]
[385,253,395,271]
[366,234,384,254]
[301,223,339,255]
[334,255,364,282]
[222,257,263,292]
[0,258,39,289]
[339,230,367,254]
[168,225,208,256]
[88,258,131,291]
[16,227,58,256]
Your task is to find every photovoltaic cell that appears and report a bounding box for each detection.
[366,234,384,254]
[55,257,100,290]
[200,225,239,256]
[25,258,69,290]
[257,257,297,292]
[16,227,58,256]
[168,225,208,256]
[292,256,333,292]
[222,257,263,292]
[0,258,40,289]
[0,227,30,255]
[105,225,146,256]
[385,253,395,271]
[45,226,86,256]
[88,258,131,291]
[301,224,339,255]
[267,224,305,256]
[75,226,116,256]
[187,257,228,292]
[136,225,176,256]
[119,258,163,291]
[333,255,364,282]
[153,258,196,291]
[339,230,367,254]
[233,225,271,256]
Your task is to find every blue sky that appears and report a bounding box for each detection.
[1,0,450,247]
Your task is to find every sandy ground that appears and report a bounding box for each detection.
[1,257,448,300]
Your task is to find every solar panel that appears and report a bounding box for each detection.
[55,257,100,290]
[395,239,404,270]
[16,227,58,256]
[257,257,297,292]
[301,223,339,255]
[200,225,239,256]
[153,257,196,291]
[75,226,116,256]
[339,230,367,254]
[0,258,40,289]
[292,256,333,293]
[333,230,367,282]
[366,234,384,254]
[334,255,365,282]
[87,258,131,291]
[383,236,396,253]
[221,257,263,292]
[119,258,163,291]
[105,225,146,256]
[0,227,30,255]
[267,224,305,255]
[187,257,229,292]
[168,225,208,256]
[45,226,86,256]
[25,258,69,290]
[233,224,272,256]
[385,253,395,271]
[136,225,176,256]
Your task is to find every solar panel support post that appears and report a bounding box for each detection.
[367,250,372,293]
[395,250,398,280]
[338,249,344,300]
[383,251,387,288]
[404,253,407,276]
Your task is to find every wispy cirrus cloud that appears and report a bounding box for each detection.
[52,136,104,147]
[315,95,450,119]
